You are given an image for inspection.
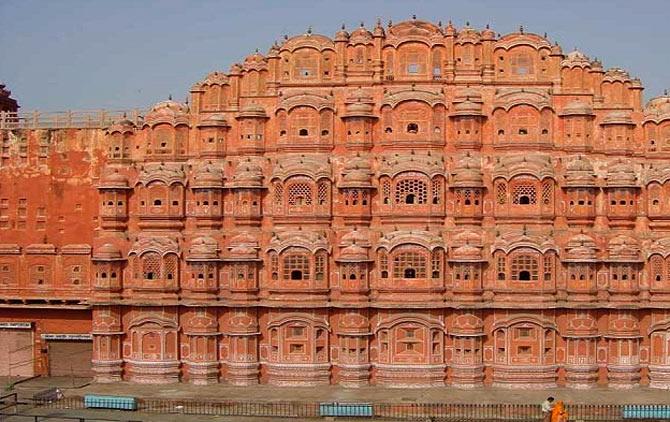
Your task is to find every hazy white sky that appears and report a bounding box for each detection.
[1,0,668,110]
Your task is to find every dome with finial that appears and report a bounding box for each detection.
[564,233,598,262]
[192,163,224,189]
[237,104,268,119]
[550,41,563,56]
[343,87,376,118]
[452,154,484,188]
[559,100,594,117]
[451,243,484,262]
[644,93,670,124]
[338,243,371,262]
[340,155,373,188]
[564,156,596,187]
[603,67,631,83]
[144,99,190,128]
[481,23,495,40]
[99,169,131,189]
[335,24,349,41]
[226,232,260,260]
[373,18,385,37]
[606,160,637,187]
[196,113,230,128]
[93,243,124,261]
[601,110,635,126]
[349,22,373,45]
[243,50,267,72]
[187,236,220,261]
[267,42,280,57]
[607,235,641,262]
[231,159,264,188]
[106,115,136,134]
[561,49,591,68]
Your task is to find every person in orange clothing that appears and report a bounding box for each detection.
[551,400,569,422]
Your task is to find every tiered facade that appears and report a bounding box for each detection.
[2,18,670,388]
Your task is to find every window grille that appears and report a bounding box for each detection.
[142,252,161,280]
[379,251,388,278]
[163,254,178,280]
[395,178,428,204]
[393,251,427,279]
[273,183,283,206]
[317,181,328,205]
[287,183,312,206]
[382,179,391,204]
[651,255,664,282]
[315,252,326,280]
[497,255,506,280]
[541,180,553,205]
[543,254,553,281]
[496,182,507,205]
[283,253,310,280]
[512,183,537,205]
[431,178,442,204]
[431,250,442,278]
[510,252,539,281]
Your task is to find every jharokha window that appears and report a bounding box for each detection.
[496,248,555,285]
[380,174,444,208]
[277,248,328,283]
[383,246,441,280]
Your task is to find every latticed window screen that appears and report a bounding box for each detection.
[496,182,507,205]
[497,255,506,280]
[273,183,283,206]
[283,253,310,280]
[379,251,389,277]
[315,253,326,280]
[541,180,553,205]
[512,183,537,205]
[270,252,279,280]
[543,254,553,281]
[293,53,318,77]
[287,183,312,206]
[393,251,427,278]
[510,252,539,281]
[394,178,428,204]
[431,250,442,278]
[68,263,84,285]
[142,253,161,280]
[163,254,178,280]
[317,181,328,205]
[382,179,391,203]
[431,178,442,204]
[650,255,664,282]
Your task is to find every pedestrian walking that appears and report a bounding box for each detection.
[541,396,555,422]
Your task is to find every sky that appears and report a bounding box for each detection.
[0,0,668,111]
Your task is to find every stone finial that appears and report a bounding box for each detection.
[306,26,312,35]
[519,25,524,33]
[412,14,417,20]
[360,21,364,27]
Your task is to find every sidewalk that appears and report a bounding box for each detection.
[5,377,670,405]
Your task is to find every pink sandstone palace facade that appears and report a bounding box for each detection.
[1,18,670,389]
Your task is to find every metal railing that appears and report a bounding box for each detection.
[0,110,146,130]
[29,396,669,421]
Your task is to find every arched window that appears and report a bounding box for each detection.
[395,178,428,205]
[379,250,389,279]
[299,128,309,136]
[650,255,664,283]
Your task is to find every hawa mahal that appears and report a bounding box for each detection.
[1,18,670,389]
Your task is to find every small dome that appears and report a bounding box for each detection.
[565,156,596,187]
[564,233,597,261]
[560,100,594,116]
[197,113,229,128]
[481,24,495,40]
[452,99,483,116]
[338,243,370,262]
[551,42,563,55]
[231,161,264,188]
[237,104,268,119]
[192,164,224,189]
[451,244,483,261]
[607,235,640,262]
[144,99,190,127]
[227,232,260,260]
[606,160,637,187]
[561,50,591,68]
[335,25,350,41]
[93,243,123,261]
[340,155,372,188]
[349,24,373,44]
[340,228,369,246]
[601,110,635,126]
[452,155,483,188]
[187,236,219,260]
[99,170,130,189]
[644,94,670,123]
